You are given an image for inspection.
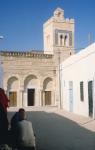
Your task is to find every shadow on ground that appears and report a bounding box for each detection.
[8,111,95,150]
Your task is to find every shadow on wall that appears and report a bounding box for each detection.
[8,111,95,150]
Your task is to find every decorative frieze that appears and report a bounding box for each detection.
[0,51,53,59]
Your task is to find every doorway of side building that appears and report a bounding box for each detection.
[27,89,35,106]
[9,91,17,107]
[88,81,93,117]
[45,91,51,105]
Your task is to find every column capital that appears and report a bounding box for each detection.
[20,86,24,92]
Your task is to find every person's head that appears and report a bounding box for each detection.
[18,108,26,121]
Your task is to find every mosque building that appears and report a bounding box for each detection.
[0,8,74,109]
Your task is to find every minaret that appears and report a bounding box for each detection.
[43,7,75,61]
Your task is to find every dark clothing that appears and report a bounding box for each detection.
[0,104,8,144]
[11,112,19,130]
[18,146,35,150]
[9,112,19,148]
[0,88,9,145]
[0,88,9,112]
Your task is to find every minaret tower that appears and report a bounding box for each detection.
[43,7,75,62]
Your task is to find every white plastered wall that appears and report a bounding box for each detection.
[61,43,95,117]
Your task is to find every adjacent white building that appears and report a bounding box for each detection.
[60,43,95,118]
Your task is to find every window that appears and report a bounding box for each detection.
[64,35,67,46]
[60,34,63,46]
[80,81,84,101]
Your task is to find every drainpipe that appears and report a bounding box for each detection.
[58,51,62,109]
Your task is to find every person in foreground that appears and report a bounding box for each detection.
[16,108,36,150]
[0,88,9,145]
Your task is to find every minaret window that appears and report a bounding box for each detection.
[60,34,63,46]
[64,35,67,46]
[57,31,71,47]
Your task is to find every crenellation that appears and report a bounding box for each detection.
[70,18,74,23]
[63,18,74,24]
[65,18,70,22]
[0,51,53,59]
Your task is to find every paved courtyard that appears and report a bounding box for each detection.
[8,107,95,150]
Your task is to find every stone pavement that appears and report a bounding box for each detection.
[54,108,95,132]
[8,106,95,150]
[36,106,95,132]
[8,106,95,130]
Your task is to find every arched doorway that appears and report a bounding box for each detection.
[43,77,53,105]
[24,75,38,106]
[7,76,19,107]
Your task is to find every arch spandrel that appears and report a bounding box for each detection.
[24,74,39,91]
[7,76,19,91]
[43,77,53,90]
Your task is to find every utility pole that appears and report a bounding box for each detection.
[88,33,92,45]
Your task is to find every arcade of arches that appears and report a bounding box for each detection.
[6,75,54,107]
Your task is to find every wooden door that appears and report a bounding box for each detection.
[9,91,17,107]
[88,81,93,117]
[45,91,51,105]
[28,89,35,106]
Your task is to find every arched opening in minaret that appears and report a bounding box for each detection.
[64,35,68,46]
[60,34,64,46]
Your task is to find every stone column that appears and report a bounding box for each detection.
[38,89,42,106]
[35,88,43,106]
[19,86,24,107]
[35,88,38,106]
[42,91,45,106]
[40,90,44,106]
[39,81,44,106]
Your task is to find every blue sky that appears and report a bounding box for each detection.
[0,0,95,52]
